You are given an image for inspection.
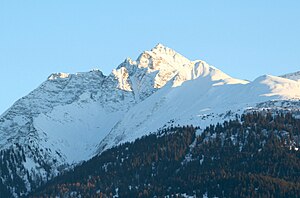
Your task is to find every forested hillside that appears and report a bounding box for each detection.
[30,112,300,198]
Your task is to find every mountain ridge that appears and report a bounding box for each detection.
[280,71,300,81]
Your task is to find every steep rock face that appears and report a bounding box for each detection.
[1,44,300,196]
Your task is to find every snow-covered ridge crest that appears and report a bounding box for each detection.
[119,43,248,90]
[48,69,105,81]
[48,72,70,80]
[280,71,300,81]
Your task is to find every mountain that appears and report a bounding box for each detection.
[0,44,300,196]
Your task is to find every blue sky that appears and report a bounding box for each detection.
[0,1,299,114]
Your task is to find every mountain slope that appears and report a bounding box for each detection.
[98,73,300,152]
[280,71,300,81]
[30,112,300,197]
[0,44,300,196]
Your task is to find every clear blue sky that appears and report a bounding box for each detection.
[0,1,299,114]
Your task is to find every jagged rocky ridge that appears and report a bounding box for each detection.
[0,44,300,196]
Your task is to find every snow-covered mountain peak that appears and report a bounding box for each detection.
[152,43,165,49]
[113,44,248,97]
[137,43,190,69]
[151,43,186,58]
